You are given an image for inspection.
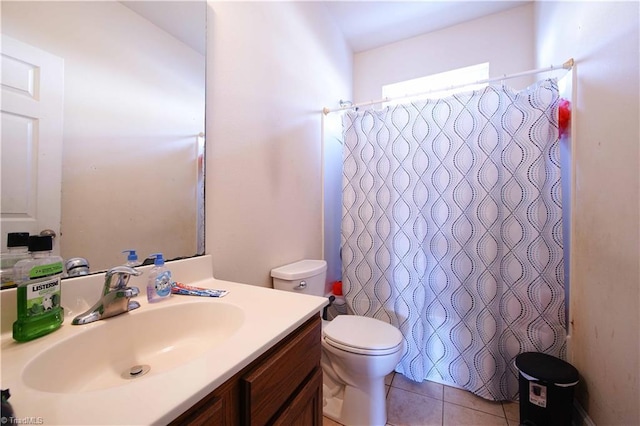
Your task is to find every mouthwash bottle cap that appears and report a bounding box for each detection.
[150,253,165,267]
[122,249,138,262]
[7,232,29,248]
[27,235,53,252]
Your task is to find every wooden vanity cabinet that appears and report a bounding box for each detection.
[170,315,322,426]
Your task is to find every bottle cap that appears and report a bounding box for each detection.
[122,250,138,262]
[7,233,29,248]
[150,253,165,266]
[27,235,53,252]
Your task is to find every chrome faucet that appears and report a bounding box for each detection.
[72,266,142,325]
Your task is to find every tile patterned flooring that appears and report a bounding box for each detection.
[323,372,520,426]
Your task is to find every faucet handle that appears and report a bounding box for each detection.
[104,266,143,293]
[123,286,140,298]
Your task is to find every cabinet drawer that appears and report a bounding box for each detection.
[181,396,224,426]
[170,375,239,426]
[272,366,323,426]
[242,315,321,425]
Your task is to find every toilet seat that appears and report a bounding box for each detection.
[323,315,403,356]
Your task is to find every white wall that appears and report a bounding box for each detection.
[205,2,352,287]
[353,4,535,102]
[535,2,640,424]
[2,2,204,271]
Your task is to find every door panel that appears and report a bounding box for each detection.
[1,35,64,253]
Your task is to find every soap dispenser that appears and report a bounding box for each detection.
[122,249,140,267]
[146,253,171,303]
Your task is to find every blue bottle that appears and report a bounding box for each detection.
[146,253,171,303]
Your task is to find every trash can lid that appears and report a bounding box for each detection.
[515,352,579,385]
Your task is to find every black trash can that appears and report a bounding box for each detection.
[515,352,579,426]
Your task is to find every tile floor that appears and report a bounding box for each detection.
[323,372,519,426]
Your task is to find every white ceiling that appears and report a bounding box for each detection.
[121,1,206,55]
[121,1,530,56]
[323,1,531,52]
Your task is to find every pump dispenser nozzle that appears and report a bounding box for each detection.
[122,250,139,267]
[149,253,165,266]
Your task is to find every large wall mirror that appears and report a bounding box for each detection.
[1,1,206,276]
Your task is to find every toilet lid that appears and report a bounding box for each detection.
[323,315,403,355]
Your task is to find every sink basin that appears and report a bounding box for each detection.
[22,300,244,393]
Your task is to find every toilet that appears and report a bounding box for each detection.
[271,259,403,426]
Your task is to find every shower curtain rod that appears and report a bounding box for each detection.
[322,58,574,115]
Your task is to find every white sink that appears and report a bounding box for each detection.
[22,300,244,393]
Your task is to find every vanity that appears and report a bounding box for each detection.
[0,255,328,425]
[171,315,322,425]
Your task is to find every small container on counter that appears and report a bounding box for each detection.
[12,235,64,342]
[146,253,172,303]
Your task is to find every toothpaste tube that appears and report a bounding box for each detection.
[171,282,228,298]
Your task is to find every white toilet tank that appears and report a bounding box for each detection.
[271,259,327,297]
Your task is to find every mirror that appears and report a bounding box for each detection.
[1,1,206,275]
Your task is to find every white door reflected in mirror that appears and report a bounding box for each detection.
[1,36,63,254]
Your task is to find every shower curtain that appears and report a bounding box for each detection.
[341,78,566,401]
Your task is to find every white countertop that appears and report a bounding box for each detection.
[0,255,328,425]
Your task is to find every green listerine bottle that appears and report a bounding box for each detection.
[12,235,64,342]
[0,232,30,289]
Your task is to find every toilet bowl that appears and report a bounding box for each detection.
[321,314,403,426]
[271,260,404,426]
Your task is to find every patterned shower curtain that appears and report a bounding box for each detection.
[341,78,566,401]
